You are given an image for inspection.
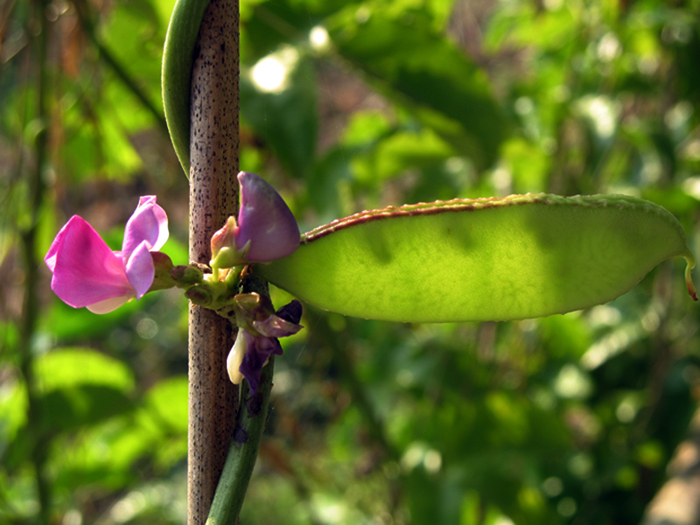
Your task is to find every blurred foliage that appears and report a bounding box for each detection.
[2,0,700,523]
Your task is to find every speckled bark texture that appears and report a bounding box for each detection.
[187,0,239,521]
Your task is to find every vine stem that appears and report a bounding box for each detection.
[187,0,240,521]
[207,358,275,524]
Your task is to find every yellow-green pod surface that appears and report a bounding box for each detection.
[256,194,697,323]
[162,0,210,175]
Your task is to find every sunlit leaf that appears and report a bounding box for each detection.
[143,376,188,434]
[35,348,134,392]
[350,128,455,184]
[102,0,164,87]
[32,348,135,433]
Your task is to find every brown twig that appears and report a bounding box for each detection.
[187,0,240,521]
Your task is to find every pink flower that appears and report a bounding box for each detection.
[45,196,169,314]
[211,172,299,267]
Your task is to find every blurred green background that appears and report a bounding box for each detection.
[2,0,700,523]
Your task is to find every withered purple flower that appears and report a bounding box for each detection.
[227,294,303,394]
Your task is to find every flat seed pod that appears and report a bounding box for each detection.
[255,194,697,323]
[162,0,211,175]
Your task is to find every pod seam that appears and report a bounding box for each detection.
[301,193,684,244]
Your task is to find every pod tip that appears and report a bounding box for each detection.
[685,253,698,301]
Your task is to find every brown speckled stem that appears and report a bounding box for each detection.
[188,0,239,522]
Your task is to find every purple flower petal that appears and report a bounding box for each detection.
[46,216,134,308]
[252,315,302,339]
[235,172,300,262]
[45,216,74,273]
[239,335,284,394]
[124,241,156,299]
[276,300,303,324]
[122,196,169,257]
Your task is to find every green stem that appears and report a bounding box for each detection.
[72,0,168,133]
[206,357,275,524]
[19,0,51,522]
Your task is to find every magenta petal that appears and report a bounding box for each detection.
[122,196,169,257]
[48,216,134,308]
[124,241,155,299]
[235,172,300,262]
[45,215,77,272]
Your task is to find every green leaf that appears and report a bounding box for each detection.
[102,0,164,90]
[256,194,696,322]
[33,348,135,433]
[2,349,136,469]
[0,377,28,454]
[142,376,188,434]
[326,7,506,169]
[35,348,135,392]
[37,386,133,434]
[43,297,145,341]
[242,0,335,61]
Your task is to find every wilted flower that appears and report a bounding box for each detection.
[211,172,299,268]
[45,196,169,313]
[227,295,302,394]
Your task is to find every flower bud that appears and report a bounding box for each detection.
[227,294,303,394]
[209,172,300,269]
[236,172,300,262]
[210,216,239,268]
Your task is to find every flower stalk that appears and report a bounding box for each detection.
[206,355,275,525]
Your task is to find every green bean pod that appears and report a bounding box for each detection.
[256,194,697,322]
[162,0,211,175]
